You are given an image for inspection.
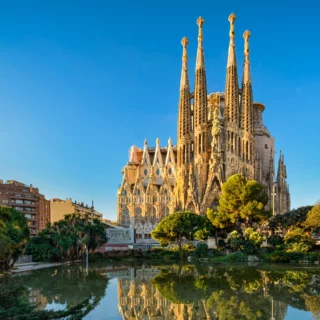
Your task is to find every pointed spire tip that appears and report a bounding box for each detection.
[197,16,204,27]
[243,30,251,40]
[181,37,188,47]
[228,12,236,22]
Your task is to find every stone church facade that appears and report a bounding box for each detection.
[117,13,290,243]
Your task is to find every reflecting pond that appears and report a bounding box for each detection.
[2,262,320,319]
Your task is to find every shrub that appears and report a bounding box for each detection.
[217,239,226,250]
[267,235,284,249]
[194,244,208,258]
[182,244,196,251]
[224,252,247,262]
[267,251,290,262]
[209,248,223,257]
[284,227,315,253]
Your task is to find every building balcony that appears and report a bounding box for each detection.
[10,201,37,207]
[8,194,37,200]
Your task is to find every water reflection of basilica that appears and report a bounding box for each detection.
[117,266,288,320]
[118,267,210,319]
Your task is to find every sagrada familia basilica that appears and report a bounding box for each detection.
[117,13,290,242]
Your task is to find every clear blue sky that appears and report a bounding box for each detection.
[0,0,319,220]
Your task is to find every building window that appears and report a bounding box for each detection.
[144,169,148,176]
[168,168,172,175]
[136,234,142,239]
[156,168,160,176]
[265,144,268,149]
[2,200,8,204]
[144,234,151,239]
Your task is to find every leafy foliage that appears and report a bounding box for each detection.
[269,206,313,233]
[28,213,106,262]
[284,227,315,253]
[267,235,284,249]
[0,206,30,272]
[194,243,208,258]
[207,174,269,232]
[305,202,320,232]
[151,211,203,252]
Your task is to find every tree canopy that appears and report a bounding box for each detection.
[28,213,106,262]
[0,206,30,272]
[305,202,320,232]
[151,211,203,251]
[207,174,270,232]
[269,205,313,234]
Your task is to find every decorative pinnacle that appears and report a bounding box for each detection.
[144,139,148,146]
[168,137,172,146]
[197,16,204,41]
[181,37,188,62]
[228,12,236,22]
[228,13,236,39]
[243,30,251,55]
[197,16,204,27]
[181,36,189,47]
[156,138,160,145]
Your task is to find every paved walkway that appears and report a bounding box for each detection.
[12,262,63,273]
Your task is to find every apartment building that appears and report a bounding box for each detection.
[50,198,103,223]
[0,179,50,235]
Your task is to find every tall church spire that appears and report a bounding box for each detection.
[241,30,254,163]
[241,30,253,134]
[180,37,189,90]
[177,37,192,166]
[224,13,239,125]
[194,16,207,156]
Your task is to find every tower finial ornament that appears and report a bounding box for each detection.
[243,30,251,57]
[181,37,188,63]
[228,13,236,39]
[197,17,204,42]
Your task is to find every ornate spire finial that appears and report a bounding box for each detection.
[181,37,188,61]
[243,30,251,57]
[195,17,205,70]
[181,36,188,48]
[156,138,160,145]
[197,16,205,28]
[242,30,252,84]
[228,13,236,39]
[144,139,148,146]
[168,137,172,146]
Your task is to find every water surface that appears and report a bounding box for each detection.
[5,262,320,319]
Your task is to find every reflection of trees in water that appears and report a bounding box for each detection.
[24,265,108,308]
[0,265,109,319]
[118,264,320,320]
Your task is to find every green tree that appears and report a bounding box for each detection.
[151,211,203,254]
[284,227,315,253]
[194,215,216,241]
[0,206,30,272]
[269,205,313,234]
[207,174,269,233]
[305,202,320,232]
[28,214,106,262]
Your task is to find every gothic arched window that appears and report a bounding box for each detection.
[122,207,130,224]
[135,207,142,220]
